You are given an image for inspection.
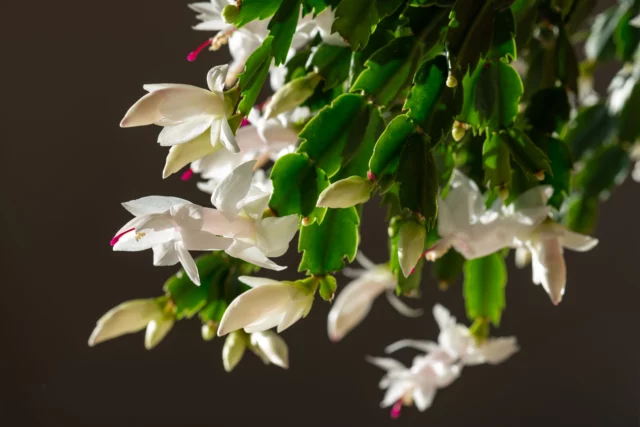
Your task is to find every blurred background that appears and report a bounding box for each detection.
[1,0,639,426]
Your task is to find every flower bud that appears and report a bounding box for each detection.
[264,73,323,119]
[221,4,239,24]
[446,74,458,88]
[397,221,426,278]
[223,331,247,372]
[250,331,289,369]
[88,299,162,347]
[201,322,217,341]
[316,176,372,208]
[145,315,174,350]
[514,246,531,268]
[451,121,467,142]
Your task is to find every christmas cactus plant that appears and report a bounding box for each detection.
[90,0,640,417]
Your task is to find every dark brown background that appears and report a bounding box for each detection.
[1,1,639,426]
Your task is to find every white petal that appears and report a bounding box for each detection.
[219,116,241,153]
[366,356,406,372]
[180,230,232,251]
[144,316,174,350]
[150,85,222,122]
[259,120,299,146]
[251,331,289,369]
[211,160,257,219]
[176,243,201,286]
[243,313,282,333]
[237,276,281,288]
[355,251,377,270]
[380,381,411,408]
[120,91,165,127]
[122,196,191,216]
[163,132,218,178]
[113,221,175,252]
[201,208,239,237]
[480,337,519,364]
[236,124,267,152]
[169,203,204,230]
[385,292,424,317]
[276,298,309,333]
[226,240,287,270]
[217,283,291,336]
[152,241,179,266]
[433,304,454,331]
[207,64,229,93]
[193,20,229,31]
[537,238,567,305]
[157,116,214,146]
[413,386,436,412]
[560,230,598,252]
[384,339,439,355]
[88,299,161,346]
[257,215,299,257]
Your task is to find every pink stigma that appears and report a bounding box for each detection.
[390,401,402,419]
[181,168,194,181]
[187,39,212,62]
[367,171,376,181]
[110,228,134,247]
[240,117,250,127]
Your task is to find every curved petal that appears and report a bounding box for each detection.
[219,116,241,153]
[152,241,179,266]
[157,115,214,146]
[236,125,267,152]
[193,20,229,31]
[120,91,164,127]
[113,224,175,252]
[225,240,286,270]
[251,331,289,369]
[207,65,229,93]
[561,230,598,252]
[176,243,201,286]
[211,160,256,219]
[366,356,406,372]
[217,283,291,336]
[257,215,299,257]
[433,304,455,331]
[385,292,424,318]
[384,339,439,355]
[180,230,232,251]
[163,131,217,178]
[480,337,519,365]
[122,196,190,216]
[237,276,281,288]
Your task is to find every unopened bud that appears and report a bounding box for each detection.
[264,73,323,119]
[145,315,174,350]
[534,171,545,181]
[514,246,531,268]
[250,331,289,369]
[498,186,509,201]
[88,299,162,347]
[316,176,372,208]
[221,4,239,23]
[301,217,311,226]
[452,121,467,142]
[398,221,427,278]
[223,331,246,372]
[201,322,217,341]
[446,74,458,88]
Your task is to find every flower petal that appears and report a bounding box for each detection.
[257,215,299,257]
[211,160,257,219]
[385,292,424,318]
[219,116,241,153]
[384,339,439,355]
[144,316,174,350]
[180,230,232,251]
[88,300,161,346]
[560,230,598,252]
[122,196,191,216]
[217,283,291,336]
[152,241,179,266]
[366,355,406,372]
[163,131,218,178]
[176,243,201,286]
[157,115,214,146]
[225,240,287,270]
[250,331,289,369]
[207,64,229,93]
[237,276,281,288]
[480,337,519,364]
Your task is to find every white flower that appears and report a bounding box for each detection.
[190,3,317,88]
[120,65,240,178]
[316,176,373,208]
[203,160,299,269]
[426,170,552,261]
[515,222,598,305]
[385,304,519,367]
[217,276,315,336]
[367,354,459,416]
[88,299,174,349]
[314,7,349,47]
[111,196,232,286]
[397,221,426,278]
[189,1,234,32]
[327,253,422,342]
[191,107,306,192]
[250,330,289,369]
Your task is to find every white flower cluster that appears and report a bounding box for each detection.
[89,1,601,418]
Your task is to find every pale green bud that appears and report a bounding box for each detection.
[144,315,174,350]
[223,331,247,372]
[221,5,239,24]
[88,299,162,347]
[201,322,217,341]
[316,176,373,208]
[250,331,289,369]
[264,72,323,119]
[398,221,426,278]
